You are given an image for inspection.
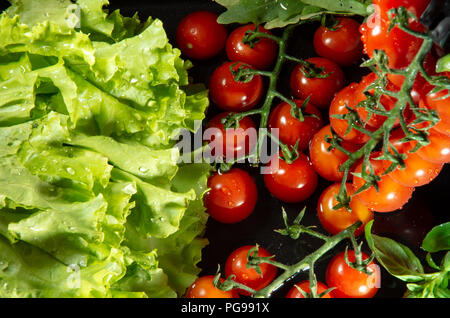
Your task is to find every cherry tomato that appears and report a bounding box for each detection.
[325,250,380,298]
[373,0,431,22]
[225,245,277,296]
[317,183,374,236]
[416,128,450,164]
[309,125,361,182]
[176,11,227,60]
[313,17,363,67]
[420,89,450,136]
[352,152,414,213]
[268,99,324,151]
[286,281,333,298]
[226,24,278,70]
[185,275,239,298]
[329,83,372,144]
[360,10,427,70]
[204,168,257,224]
[264,153,318,203]
[209,61,264,112]
[290,57,345,109]
[204,112,257,161]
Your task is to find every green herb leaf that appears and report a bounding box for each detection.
[422,222,450,253]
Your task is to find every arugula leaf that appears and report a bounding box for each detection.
[215,0,369,29]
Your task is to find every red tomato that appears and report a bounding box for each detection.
[373,0,431,22]
[313,17,363,66]
[185,275,239,298]
[204,168,257,224]
[309,125,361,182]
[325,250,380,298]
[290,57,345,109]
[263,153,318,203]
[420,89,450,136]
[352,152,414,213]
[209,61,264,112]
[416,128,450,164]
[268,99,324,151]
[176,11,227,60]
[360,11,427,70]
[204,112,257,161]
[286,281,333,298]
[317,183,374,236]
[225,245,277,295]
[355,72,414,130]
[226,24,278,70]
[330,83,372,144]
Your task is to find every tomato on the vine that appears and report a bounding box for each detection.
[268,99,324,151]
[209,61,264,112]
[285,281,333,298]
[313,17,363,67]
[290,57,345,109]
[416,128,450,164]
[352,152,414,213]
[264,153,318,203]
[185,275,239,298]
[204,112,257,160]
[317,183,373,236]
[225,245,277,295]
[360,8,427,70]
[372,0,431,22]
[420,88,450,136]
[309,125,361,182]
[226,24,278,70]
[325,250,380,298]
[176,11,228,60]
[329,83,372,144]
[204,168,258,224]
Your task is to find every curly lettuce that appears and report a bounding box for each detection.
[0,0,210,298]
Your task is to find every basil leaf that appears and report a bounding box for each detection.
[365,221,425,282]
[216,0,369,29]
[422,222,450,253]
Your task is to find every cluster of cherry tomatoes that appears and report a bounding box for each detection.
[177,0,449,299]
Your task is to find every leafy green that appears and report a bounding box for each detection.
[436,54,450,73]
[216,0,369,29]
[422,223,450,253]
[365,221,450,298]
[0,0,210,298]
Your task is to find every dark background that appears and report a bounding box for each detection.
[0,0,448,299]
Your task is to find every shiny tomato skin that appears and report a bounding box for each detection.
[264,153,318,203]
[268,100,324,151]
[309,125,361,182]
[387,152,443,187]
[225,245,277,296]
[330,83,372,144]
[286,281,333,298]
[360,12,426,70]
[204,112,257,161]
[313,17,363,66]
[290,57,345,109]
[185,275,239,298]
[209,61,264,112]
[373,0,431,21]
[352,152,414,213]
[176,11,227,60]
[420,89,450,136]
[416,128,450,164]
[317,183,373,236]
[204,168,257,224]
[226,24,278,70]
[325,250,380,298]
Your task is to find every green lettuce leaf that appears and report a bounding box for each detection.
[0,0,210,298]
